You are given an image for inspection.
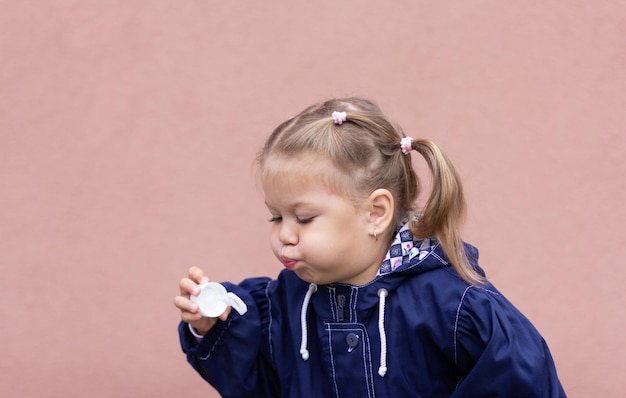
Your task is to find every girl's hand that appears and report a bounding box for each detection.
[174,266,231,336]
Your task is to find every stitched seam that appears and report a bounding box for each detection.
[353,327,374,398]
[430,247,449,265]
[199,317,235,360]
[453,286,501,365]
[454,286,500,365]
[360,326,375,398]
[453,286,474,364]
[326,325,374,398]
[326,324,340,398]
[481,287,500,296]
[350,287,358,323]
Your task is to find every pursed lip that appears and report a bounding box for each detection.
[281,256,298,269]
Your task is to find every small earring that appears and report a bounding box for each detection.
[373,228,378,241]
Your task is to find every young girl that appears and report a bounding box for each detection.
[174,97,566,397]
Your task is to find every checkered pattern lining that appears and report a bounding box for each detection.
[377,221,436,276]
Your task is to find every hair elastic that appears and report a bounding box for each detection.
[400,137,413,154]
[332,111,347,125]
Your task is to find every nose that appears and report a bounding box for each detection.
[278,221,298,245]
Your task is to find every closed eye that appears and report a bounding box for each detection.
[268,216,315,224]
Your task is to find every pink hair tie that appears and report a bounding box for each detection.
[400,137,413,154]
[332,111,347,125]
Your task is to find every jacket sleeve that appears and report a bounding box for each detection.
[178,277,278,398]
[451,286,566,397]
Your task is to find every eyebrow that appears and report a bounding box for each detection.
[264,200,318,211]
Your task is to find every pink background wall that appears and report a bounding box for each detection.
[1,1,624,397]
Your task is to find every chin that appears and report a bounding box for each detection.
[293,268,324,285]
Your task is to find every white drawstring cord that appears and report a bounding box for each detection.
[300,283,318,360]
[299,283,389,376]
[377,288,389,377]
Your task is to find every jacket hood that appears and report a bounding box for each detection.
[374,219,482,288]
[377,220,443,277]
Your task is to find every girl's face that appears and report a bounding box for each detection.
[262,155,384,286]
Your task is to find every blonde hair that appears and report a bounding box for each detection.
[258,97,483,285]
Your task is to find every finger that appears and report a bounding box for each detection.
[179,277,202,297]
[188,266,209,284]
[173,295,200,314]
[182,310,205,323]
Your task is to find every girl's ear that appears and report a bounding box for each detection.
[366,189,394,237]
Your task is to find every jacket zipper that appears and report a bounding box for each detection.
[336,294,346,322]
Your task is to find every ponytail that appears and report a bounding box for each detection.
[410,139,483,285]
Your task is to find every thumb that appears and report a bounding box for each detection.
[218,306,232,321]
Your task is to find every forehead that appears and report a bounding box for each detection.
[261,153,355,202]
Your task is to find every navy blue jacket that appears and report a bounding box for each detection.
[179,233,565,397]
